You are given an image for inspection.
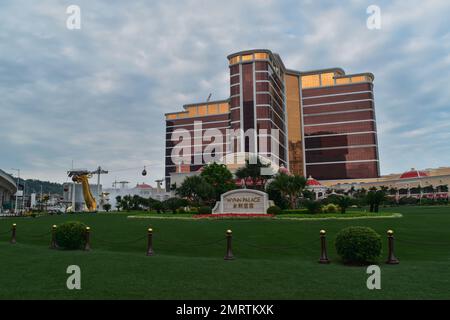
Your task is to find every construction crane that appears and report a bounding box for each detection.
[92,166,108,205]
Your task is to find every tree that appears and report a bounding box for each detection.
[366,190,376,212]
[266,183,289,209]
[235,158,272,190]
[163,197,182,214]
[115,196,122,211]
[366,188,386,212]
[176,176,216,206]
[103,203,112,212]
[373,190,386,212]
[335,195,353,214]
[303,200,322,214]
[267,173,307,209]
[200,162,236,200]
[120,195,133,211]
[151,200,164,213]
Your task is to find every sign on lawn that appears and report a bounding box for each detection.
[212,189,269,214]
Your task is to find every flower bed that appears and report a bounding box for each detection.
[193,214,274,219]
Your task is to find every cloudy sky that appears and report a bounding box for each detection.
[1,0,449,187]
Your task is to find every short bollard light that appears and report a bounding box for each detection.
[386,230,399,265]
[224,229,234,260]
[319,229,330,264]
[84,226,91,251]
[10,223,17,244]
[50,225,57,249]
[146,228,154,256]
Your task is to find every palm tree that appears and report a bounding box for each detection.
[235,158,272,190]
[366,189,386,212]
[176,176,215,206]
[335,195,353,214]
[268,173,307,209]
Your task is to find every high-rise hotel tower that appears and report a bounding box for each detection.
[165,49,379,189]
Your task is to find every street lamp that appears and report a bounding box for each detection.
[11,168,20,214]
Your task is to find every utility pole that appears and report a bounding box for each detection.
[40,185,43,211]
[22,181,26,212]
[11,168,20,214]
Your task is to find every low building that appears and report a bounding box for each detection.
[306,176,328,200]
[324,167,450,199]
[104,182,172,210]
[0,169,17,213]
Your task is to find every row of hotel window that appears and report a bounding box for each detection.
[166,75,371,120]
[166,103,229,120]
[302,73,371,88]
[228,53,371,89]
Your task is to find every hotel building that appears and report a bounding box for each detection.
[165,49,379,189]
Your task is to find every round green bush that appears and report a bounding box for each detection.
[55,221,88,250]
[198,206,212,214]
[267,205,282,215]
[322,203,340,213]
[303,200,322,214]
[335,226,382,265]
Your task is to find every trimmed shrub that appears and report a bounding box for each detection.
[303,200,322,214]
[398,197,419,205]
[189,207,199,213]
[335,226,382,265]
[281,209,309,215]
[55,221,87,250]
[322,203,340,213]
[267,206,282,215]
[198,206,212,214]
[177,207,188,214]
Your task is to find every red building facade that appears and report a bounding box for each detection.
[165,49,380,189]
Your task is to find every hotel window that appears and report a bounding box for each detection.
[197,105,207,116]
[229,56,240,65]
[335,77,351,85]
[350,76,367,83]
[187,107,197,117]
[166,114,177,120]
[219,103,229,113]
[241,54,253,62]
[208,104,218,114]
[302,75,320,88]
[254,52,269,60]
[320,73,335,87]
[178,112,188,119]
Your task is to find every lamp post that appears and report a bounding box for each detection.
[11,168,20,214]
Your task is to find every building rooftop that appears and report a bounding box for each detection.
[306,176,322,186]
[135,183,153,189]
[400,168,429,179]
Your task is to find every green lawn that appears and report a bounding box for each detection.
[0,206,449,300]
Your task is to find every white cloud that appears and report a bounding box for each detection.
[0,0,449,184]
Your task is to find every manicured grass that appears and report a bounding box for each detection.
[277,211,400,219]
[0,206,449,299]
[127,210,400,220]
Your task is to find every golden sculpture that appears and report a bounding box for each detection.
[68,170,97,212]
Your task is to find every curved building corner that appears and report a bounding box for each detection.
[0,169,17,212]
